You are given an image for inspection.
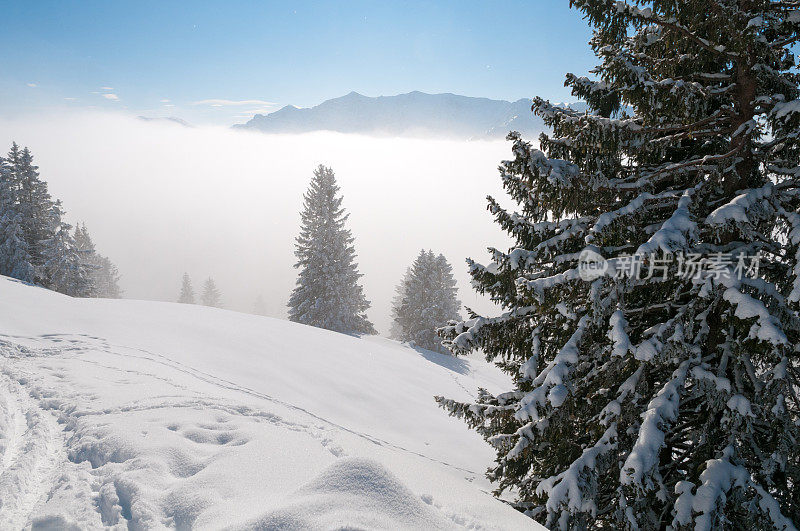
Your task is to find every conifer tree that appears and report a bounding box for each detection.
[73,223,122,298]
[201,277,222,308]
[253,294,267,316]
[393,250,461,352]
[178,273,195,304]
[288,165,375,334]
[389,266,412,340]
[93,255,122,299]
[12,145,55,283]
[42,202,91,297]
[0,151,34,282]
[437,3,800,529]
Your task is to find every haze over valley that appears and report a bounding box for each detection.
[0,109,515,333]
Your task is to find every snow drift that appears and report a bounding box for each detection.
[0,276,540,529]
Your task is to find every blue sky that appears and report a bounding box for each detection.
[1,1,595,124]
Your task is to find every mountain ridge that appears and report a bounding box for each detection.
[234,91,586,139]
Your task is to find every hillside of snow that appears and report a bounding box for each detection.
[0,276,540,530]
[235,91,567,139]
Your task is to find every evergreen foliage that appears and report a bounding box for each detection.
[253,294,267,316]
[201,277,222,308]
[42,202,91,297]
[437,2,800,529]
[389,267,412,340]
[393,250,461,352]
[178,273,195,304]
[0,151,34,282]
[74,223,122,298]
[0,143,120,297]
[288,165,375,334]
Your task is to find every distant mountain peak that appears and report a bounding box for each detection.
[137,116,193,128]
[234,91,584,139]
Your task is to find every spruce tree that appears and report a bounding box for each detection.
[93,256,122,298]
[42,202,91,297]
[393,250,461,352]
[201,277,222,308]
[74,223,121,298]
[437,3,800,529]
[0,151,34,282]
[12,145,55,283]
[178,273,195,304]
[389,266,412,340]
[288,165,375,334]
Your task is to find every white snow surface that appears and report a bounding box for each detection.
[0,276,541,530]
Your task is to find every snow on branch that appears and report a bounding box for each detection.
[721,286,788,346]
[535,98,642,132]
[613,1,735,57]
[587,190,680,242]
[705,183,774,226]
[636,187,698,255]
[536,424,618,518]
[621,360,691,489]
[526,148,582,188]
[608,310,634,358]
[516,316,590,421]
[780,207,800,302]
[672,446,797,531]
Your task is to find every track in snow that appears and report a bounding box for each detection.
[0,368,65,529]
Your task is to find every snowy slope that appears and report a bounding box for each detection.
[0,276,540,530]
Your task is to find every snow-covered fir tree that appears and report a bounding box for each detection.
[1,144,119,297]
[13,144,55,284]
[178,273,195,304]
[93,256,122,299]
[393,250,460,352]
[201,277,222,308]
[288,165,375,334]
[42,202,91,297]
[0,150,34,282]
[73,223,122,298]
[437,2,800,529]
[389,266,412,340]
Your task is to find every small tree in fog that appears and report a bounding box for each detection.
[73,223,122,298]
[178,273,195,304]
[393,250,460,352]
[253,294,267,316]
[201,277,222,308]
[288,165,375,334]
[389,266,412,340]
[42,202,92,297]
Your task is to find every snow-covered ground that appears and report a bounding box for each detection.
[0,276,540,530]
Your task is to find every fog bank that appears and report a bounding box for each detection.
[0,112,515,334]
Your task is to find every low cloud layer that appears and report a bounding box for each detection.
[0,112,515,334]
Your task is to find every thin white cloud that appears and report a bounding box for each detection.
[164,104,175,107]
[192,99,276,107]
[103,93,120,101]
[27,82,38,88]
[64,97,77,101]
[101,86,114,90]
[160,99,171,103]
